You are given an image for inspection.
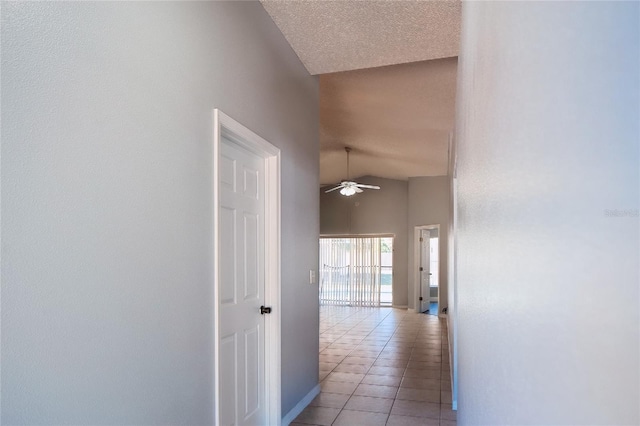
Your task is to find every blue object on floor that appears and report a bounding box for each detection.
[428,302,438,316]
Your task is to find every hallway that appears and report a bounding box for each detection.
[293,307,456,426]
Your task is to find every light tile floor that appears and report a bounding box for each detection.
[293,306,456,426]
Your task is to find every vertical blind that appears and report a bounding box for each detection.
[319,237,391,307]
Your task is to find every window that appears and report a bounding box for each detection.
[319,236,393,307]
[430,236,439,287]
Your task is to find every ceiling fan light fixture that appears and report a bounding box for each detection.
[340,186,356,196]
[323,147,381,196]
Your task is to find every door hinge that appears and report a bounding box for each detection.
[419,237,423,242]
[419,267,423,271]
[419,297,423,301]
[260,306,272,315]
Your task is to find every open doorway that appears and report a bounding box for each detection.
[414,225,440,316]
[319,235,393,307]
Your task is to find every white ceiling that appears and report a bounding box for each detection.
[261,0,461,75]
[261,0,461,183]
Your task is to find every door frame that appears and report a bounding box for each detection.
[413,224,440,314]
[213,109,281,425]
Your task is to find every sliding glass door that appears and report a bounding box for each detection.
[319,236,393,307]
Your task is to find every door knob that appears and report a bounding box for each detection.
[260,306,272,315]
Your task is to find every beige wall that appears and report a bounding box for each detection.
[320,176,409,306]
[408,176,451,312]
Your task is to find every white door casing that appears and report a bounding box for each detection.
[213,110,281,426]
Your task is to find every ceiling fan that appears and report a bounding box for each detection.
[324,147,381,196]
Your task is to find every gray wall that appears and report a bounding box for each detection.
[456,1,639,424]
[320,176,409,306]
[1,2,319,424]
[408,176,450,311]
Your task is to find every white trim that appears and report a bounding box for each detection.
[281,384,321,426]
[213,109,282,426]
[392,304,408,309]
[413,224,441,313]
[448,333,456,409]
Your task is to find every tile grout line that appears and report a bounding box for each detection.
[311,306,453,426]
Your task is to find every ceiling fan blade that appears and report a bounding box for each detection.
[354,184,381,190]
[324,185,344,193]
[354,187,363,193]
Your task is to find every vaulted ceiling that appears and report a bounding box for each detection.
[319,57,457,184]
[261,1,461,182]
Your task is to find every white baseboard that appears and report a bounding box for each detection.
[446,325,456,411]
[281,383,320,426]
[392,304,408,309]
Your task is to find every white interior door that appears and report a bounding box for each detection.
[219,136,266,425]
[420,229,431,313]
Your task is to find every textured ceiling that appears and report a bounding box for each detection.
[261,0,461,75]
[261,0,460,184]
[320,57,458,184]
